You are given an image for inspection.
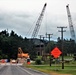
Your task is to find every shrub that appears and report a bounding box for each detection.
[35,58,42,65]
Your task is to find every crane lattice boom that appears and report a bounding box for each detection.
[31,3,47,38]
[66,4,76,42]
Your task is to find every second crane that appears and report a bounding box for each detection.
[66,4,76,42]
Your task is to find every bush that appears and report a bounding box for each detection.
[35,58,42,65]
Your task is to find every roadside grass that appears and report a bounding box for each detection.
[24,56,76,75]
[25,61,76,75]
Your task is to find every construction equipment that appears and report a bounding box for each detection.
[31,3,47,38]
[66,4,76,42]
[18,47,29,58]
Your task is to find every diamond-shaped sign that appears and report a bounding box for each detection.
[51,47,62,58]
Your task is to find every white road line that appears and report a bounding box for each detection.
[17,66,33,75]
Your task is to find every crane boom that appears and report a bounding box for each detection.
[66,4,76,42]
[31,3,47,38]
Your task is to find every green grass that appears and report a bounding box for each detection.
[25,56,76,75]
[25,62,76,75]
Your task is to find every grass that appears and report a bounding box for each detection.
[25,61,76,75]
[26,65,76,75]
[24,56,76,75]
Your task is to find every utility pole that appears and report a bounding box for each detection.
[42,36,46,59]
[39,35,43,56]
[47,34,53,42]
[39,35,43,40]
[47,34,53,66]
[57,26,67,69]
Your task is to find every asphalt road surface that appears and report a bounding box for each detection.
[0,64,49,75]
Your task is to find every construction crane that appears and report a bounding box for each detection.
[31,3,47,38]
[66,4,76,42]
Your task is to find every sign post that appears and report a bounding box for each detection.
[51,47,62,69]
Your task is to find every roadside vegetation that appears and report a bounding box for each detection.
[25,56,76,75]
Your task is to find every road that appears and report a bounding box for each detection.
[0,64,49,75]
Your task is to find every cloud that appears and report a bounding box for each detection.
[0,12,34,37]
[0,0,76,40]
[0,10,75,40]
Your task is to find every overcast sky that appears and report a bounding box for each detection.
[0,0,76,40]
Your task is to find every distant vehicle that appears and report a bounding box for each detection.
[11,59,16,63]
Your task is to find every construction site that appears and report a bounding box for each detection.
[17,47,30,63]
[0,1,76,75]
[0,2,76,64]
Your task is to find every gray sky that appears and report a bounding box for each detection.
[0,0,76,40]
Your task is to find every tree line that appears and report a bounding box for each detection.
[0,30,76,60]
[45,37,76,56]
[0,30,35,60]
